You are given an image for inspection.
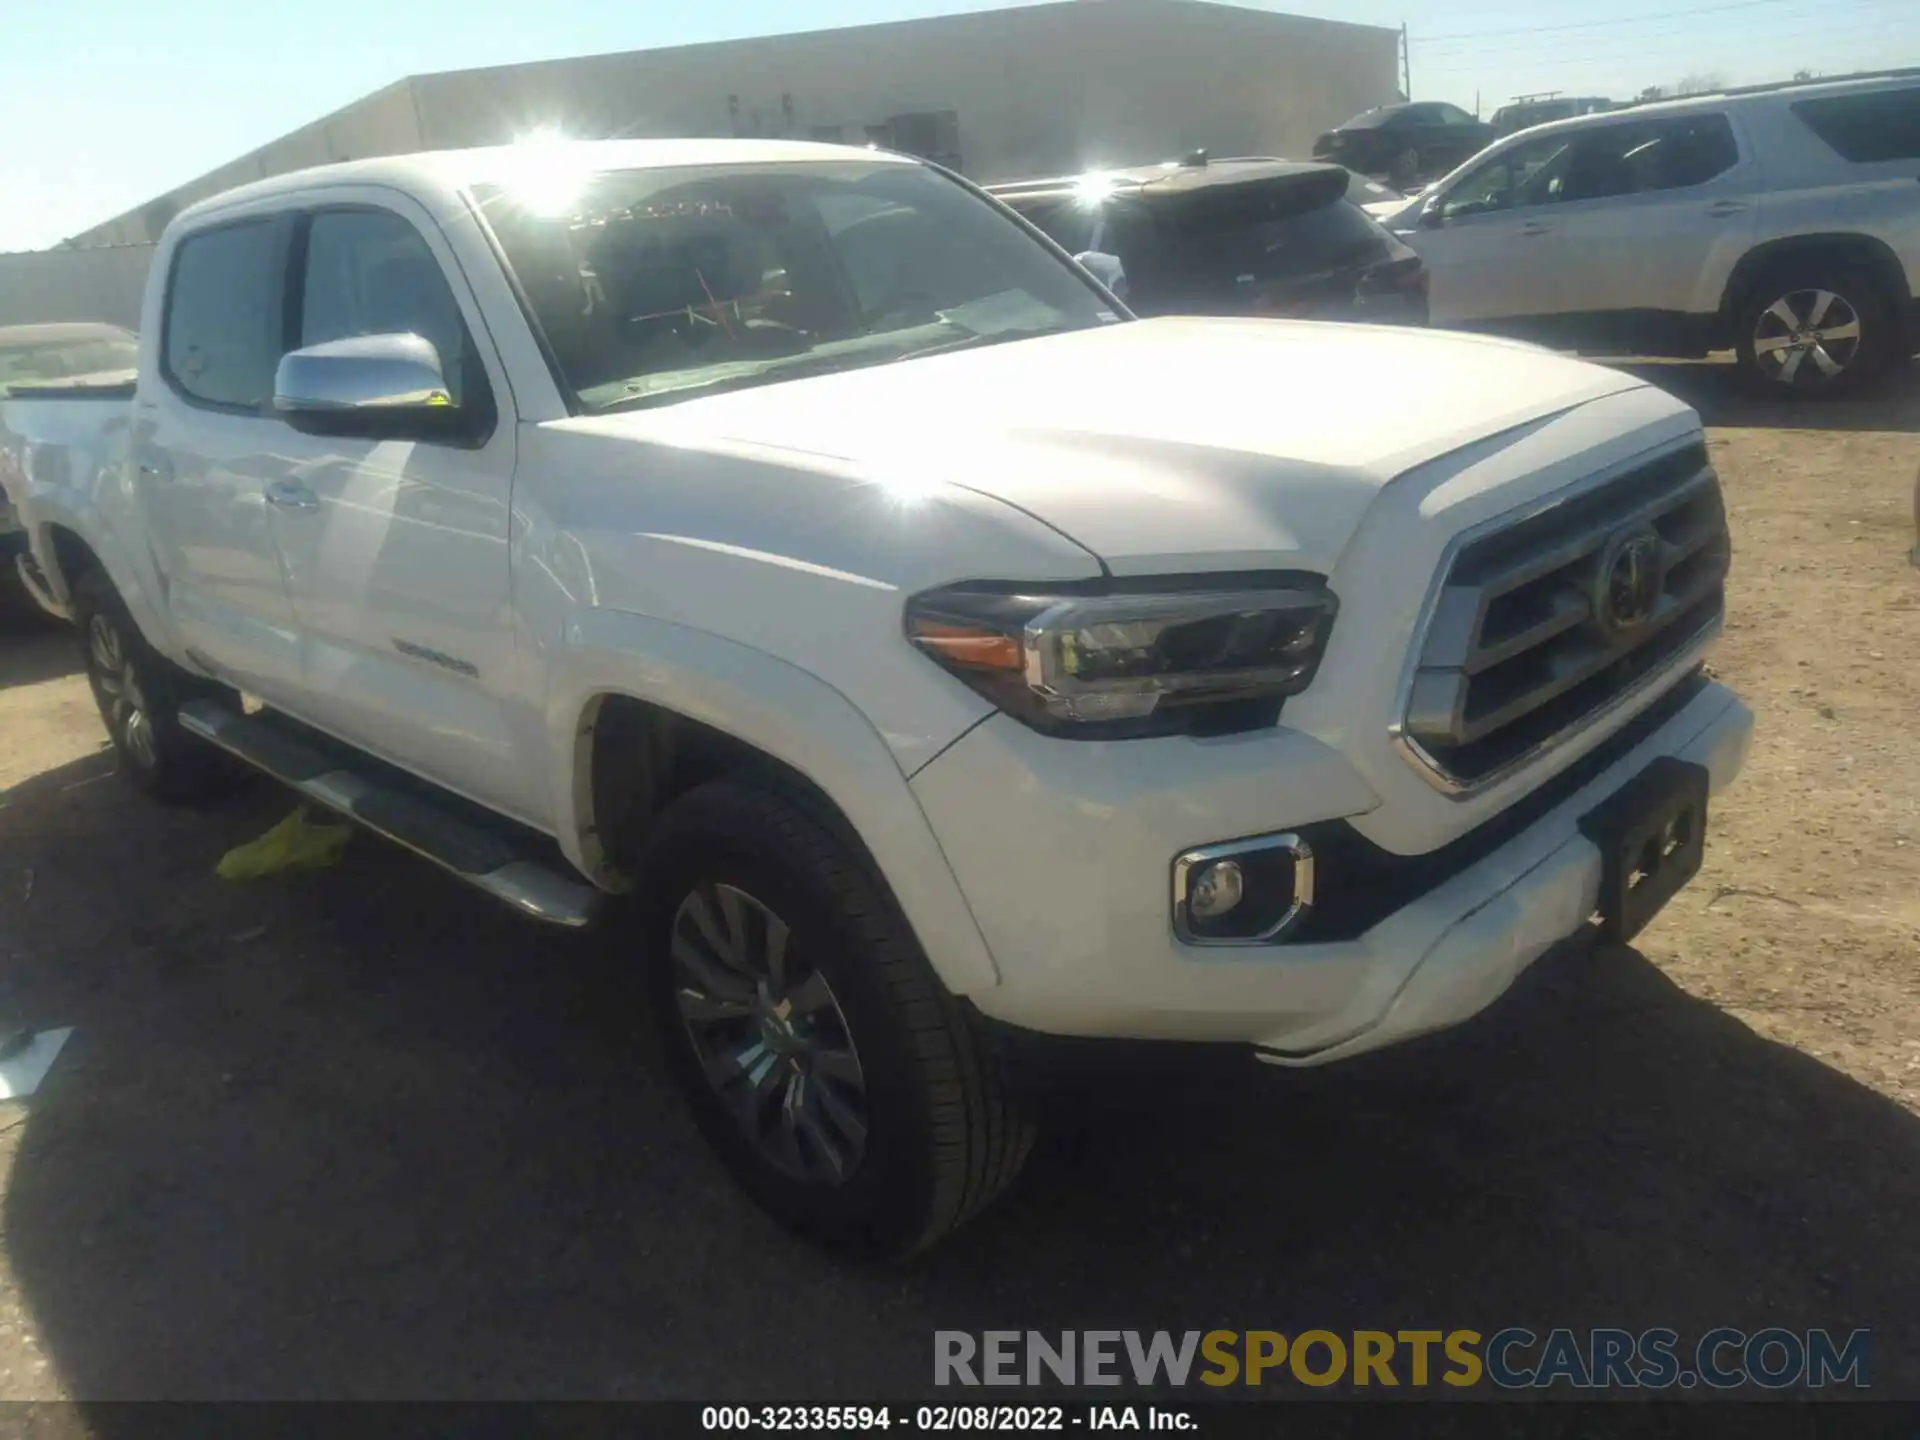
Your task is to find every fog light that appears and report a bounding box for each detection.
[1188,859,1245,919]
[1172,833,1315,945]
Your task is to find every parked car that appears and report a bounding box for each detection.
[1388,72,1920,394]
[0,322,138,397]
[1,137,1749,1256]
[1491,96,1615,137]
[0,323,138,588]
[989,156,1428,324]
[1313,101,1494,188]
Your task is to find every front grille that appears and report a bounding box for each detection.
[1398,441,1729,792]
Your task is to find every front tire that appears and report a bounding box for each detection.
[633,780,1034,1258]
[1734,263,1894,397]
[71,569,242,803]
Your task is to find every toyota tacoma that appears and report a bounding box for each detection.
[0,138,1751,1256]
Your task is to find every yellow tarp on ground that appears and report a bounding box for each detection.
[215,808,352,880]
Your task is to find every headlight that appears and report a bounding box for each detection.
[906,578,1337,738]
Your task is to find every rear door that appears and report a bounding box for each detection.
[1533,112,1758,325]
[260,195,531,821]
[140,214,305,698]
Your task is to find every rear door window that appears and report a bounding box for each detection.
[1792,86,1920,162]
[1558,115,1739,202]
[163,218,291,410]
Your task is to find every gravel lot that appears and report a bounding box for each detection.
[0,362,1915,1403]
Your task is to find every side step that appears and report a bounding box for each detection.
[178,699,600,928]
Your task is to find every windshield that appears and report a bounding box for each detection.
[0,328,139,393]
[475,160,1118,414]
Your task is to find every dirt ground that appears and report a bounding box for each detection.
[0,361,1915,1405]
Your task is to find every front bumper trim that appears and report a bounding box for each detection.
[1254,685,1751,1066]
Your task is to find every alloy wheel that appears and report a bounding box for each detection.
[87,613,156,770]
[669,882,870,1184]
[1751,288,1862,387]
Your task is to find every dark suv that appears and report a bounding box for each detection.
[987,156,1428,326]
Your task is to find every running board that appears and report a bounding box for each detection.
[177,699,600,928]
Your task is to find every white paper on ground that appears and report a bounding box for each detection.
[0,1028,73,1101]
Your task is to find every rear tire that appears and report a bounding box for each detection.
[1734,261,1894,398]
[631,779,1034,1258]
[71,569,244,804]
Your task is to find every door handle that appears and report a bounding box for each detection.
[1520,220,1553,236]
[263,479,320,512]
[1707,199,1749,216]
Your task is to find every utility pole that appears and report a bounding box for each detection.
[1400,22,1412,100]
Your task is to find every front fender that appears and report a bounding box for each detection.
[545,606,1001,996]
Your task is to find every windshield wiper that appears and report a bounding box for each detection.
[592,344,912,415]
[890,320,1096,363]
[589,320,1100,416]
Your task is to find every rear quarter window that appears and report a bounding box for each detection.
[1792,86,1920,163]
[1165,197,1390,283]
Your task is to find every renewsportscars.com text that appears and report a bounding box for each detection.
[934,1328,1872,1390]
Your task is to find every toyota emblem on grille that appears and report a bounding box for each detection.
[1594,528,1665,636]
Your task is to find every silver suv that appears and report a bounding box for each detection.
[1390,73,1920,395]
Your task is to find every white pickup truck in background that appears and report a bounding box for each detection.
[0,138,1752,1256]
[0,323,141,606]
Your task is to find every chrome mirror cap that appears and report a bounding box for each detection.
[273,333,450,414]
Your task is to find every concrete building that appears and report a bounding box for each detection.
[3,0,1397,325]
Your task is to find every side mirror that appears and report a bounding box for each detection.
[273,334,453,430]
[1073,250,1129,299]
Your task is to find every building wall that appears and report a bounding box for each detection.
[0,245,155,331]
[9,0,1395,329]
[409,0,1397,183]
[65,80,427,251]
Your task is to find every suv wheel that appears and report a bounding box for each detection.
[634,780,1034,1257]
[1735,264,1892,396]
[72,570,243,803]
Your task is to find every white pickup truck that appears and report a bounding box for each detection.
[1,138,1752,1256]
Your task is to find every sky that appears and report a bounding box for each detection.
[1,0,1915,252]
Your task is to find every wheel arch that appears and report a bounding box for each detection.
[548,606,1001,995]
[1718,232,1913,339]
[43,522,100,601]
[33,513,181,661]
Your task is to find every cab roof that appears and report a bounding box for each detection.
[174,137,919,230]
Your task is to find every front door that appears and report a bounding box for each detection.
[260,197,534,823]
[1402,129,1581,327]
[140,214,305,699]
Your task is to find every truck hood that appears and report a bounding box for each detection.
[570,316,1651,575]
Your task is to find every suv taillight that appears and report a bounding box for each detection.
[1358,255,1428,296]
